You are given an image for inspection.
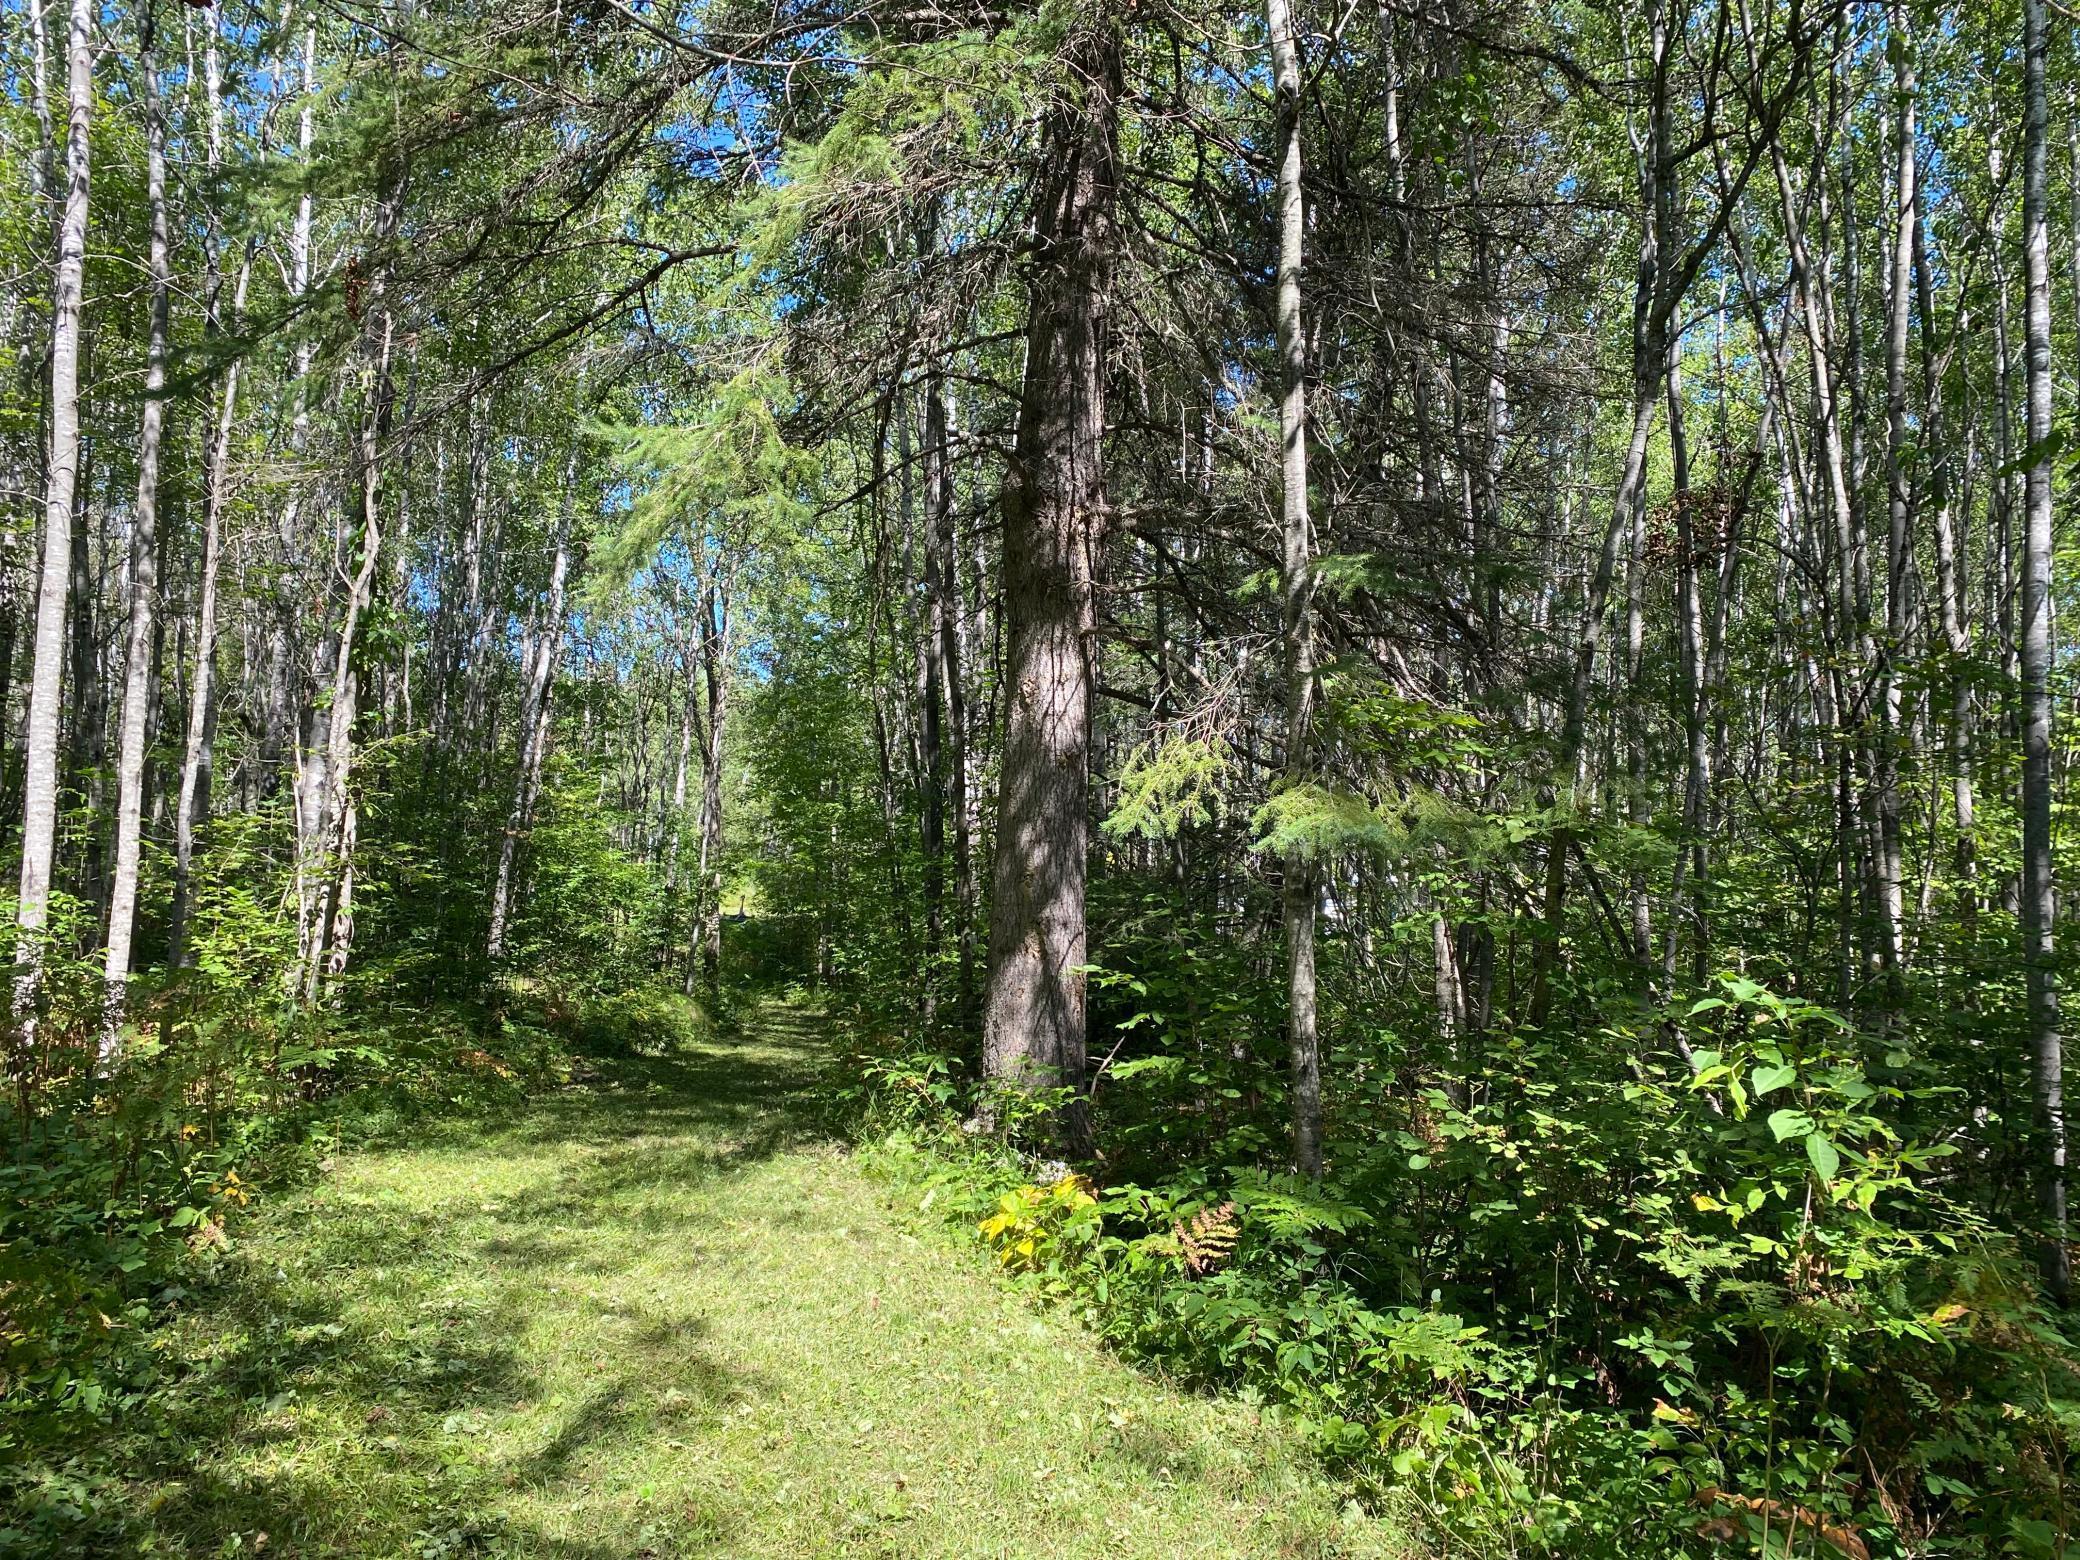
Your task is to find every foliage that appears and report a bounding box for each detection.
[979,1174,1103,1273]
[7,0,2080,1551]
[1104,737,1233,840]
[0,760,681,1543]
[853,970,2080,1557]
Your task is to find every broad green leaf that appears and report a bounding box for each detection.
[1751,1063,1797,1097]
[1805,1133,1841,1182]
[1767,1108,1815,1143]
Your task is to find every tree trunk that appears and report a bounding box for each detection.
[692,576,730,1000]
[168,250,251,969]
[102,4,172,1052]
[927,377,974,1023]
[1267,0,1322,1176]
[1529,0,1676,1027]
[14,0,92,1029]
[302,302,397,1002]
[1875,0,1917,1006]
[981,15,1120,1141]
[487,451,579,963]
[909,395,945,1017]
[1918,194,1976,942]
[2020,0,2067,1301]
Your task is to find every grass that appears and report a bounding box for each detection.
[110,998,1413,1558]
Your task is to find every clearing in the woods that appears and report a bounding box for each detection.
[122,1001,1409,1558]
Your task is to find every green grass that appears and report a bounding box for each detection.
[113,1000,1414,1558]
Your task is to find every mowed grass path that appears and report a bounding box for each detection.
[127,1002,1408,1558]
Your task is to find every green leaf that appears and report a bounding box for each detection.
[1751,1063,1797,1097]
[1767,1108,1815,1143]
[1996,427,2070,478]
[1805,1133,1841,1182]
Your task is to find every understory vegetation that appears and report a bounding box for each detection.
[847,970,2075,1554]
[9,0,2080,1554]
[0,776,706,1551]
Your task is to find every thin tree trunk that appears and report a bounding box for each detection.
[908,395,945,1016]
[927,378,974,1023]
[1662,340,1705,990]
[1917,193,1976,942]
[168,251,251,969]
[1529,0,1673,1027]
[487,452,579,963]
[303,301,396,1002]
[14,0,92,1030]
[102,4,173,1051]
[2020,0,2067,1301]
[1267,0,1321,1176]
[1874,0,1916,1005]
[691,576,729,1000]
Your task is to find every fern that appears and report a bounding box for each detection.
[1177,1200,1240,1277]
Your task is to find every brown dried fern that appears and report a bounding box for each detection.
[1177,1201,1239,1277]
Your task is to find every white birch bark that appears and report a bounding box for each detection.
[101,8,174,1052]
[2020,0,2067,1299]
[14,0,93,1027]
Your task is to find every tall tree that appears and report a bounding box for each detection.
[1267,0,1321,1176]
[14,0,92,1024]
[2019,0,2066,1301]
[101,3,174,1049]
[980,13,1122,1138]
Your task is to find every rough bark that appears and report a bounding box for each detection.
[981,17,1121,1141]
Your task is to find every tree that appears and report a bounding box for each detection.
[101,2,174,1050]
[14,0,92,1028]
[980,12,1122,1136]
[2019,0,2065,1301]
[1266,0,1321,1175]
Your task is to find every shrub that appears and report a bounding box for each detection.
[850,973,2080,1557]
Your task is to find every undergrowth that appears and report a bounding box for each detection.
[0,955,705,1557]
[838,974,2080,1559]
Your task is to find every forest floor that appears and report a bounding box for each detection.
[119,998,1410,1558]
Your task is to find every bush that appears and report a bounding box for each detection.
[848,974,2080,1557]
[561,986,712,1056]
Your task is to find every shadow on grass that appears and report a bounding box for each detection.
[96,1006,830,1557]
[500,1014,835,1154]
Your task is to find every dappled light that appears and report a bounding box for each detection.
[4,0,2080,1554]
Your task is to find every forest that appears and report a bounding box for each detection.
[4,0,2080,1553]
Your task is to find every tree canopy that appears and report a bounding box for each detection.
[6,0,2080,1552]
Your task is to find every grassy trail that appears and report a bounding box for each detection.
[125,1000,1406,1558]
